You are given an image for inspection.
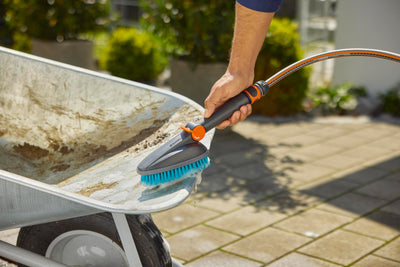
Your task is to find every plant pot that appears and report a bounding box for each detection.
[170,58,227,105]
[32,39,95,70]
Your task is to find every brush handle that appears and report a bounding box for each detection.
[202,80,269,131]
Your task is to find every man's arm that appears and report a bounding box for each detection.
[204,1,281,129]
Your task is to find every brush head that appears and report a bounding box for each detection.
[137,130,210,186]
[140,157,210,186]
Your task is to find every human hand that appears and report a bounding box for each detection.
[204,71,254,129]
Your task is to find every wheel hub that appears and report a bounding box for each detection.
[45,230,129,267]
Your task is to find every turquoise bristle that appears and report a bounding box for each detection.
[141,157,211,186]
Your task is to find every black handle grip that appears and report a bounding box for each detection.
[199,80,269,131]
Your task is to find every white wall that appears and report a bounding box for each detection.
[333,0,400,95]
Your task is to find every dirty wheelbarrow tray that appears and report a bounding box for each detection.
[0,46,213,266]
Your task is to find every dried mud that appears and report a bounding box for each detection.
[0,103,201,185]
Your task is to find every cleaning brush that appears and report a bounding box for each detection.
[137,80,270,186]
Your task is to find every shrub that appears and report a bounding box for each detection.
[139,0,234,63]
[252,18,310,116]
[309,82,367,115]
[4,0,110,41]
[102,27,168,82]
[379,83,400,117]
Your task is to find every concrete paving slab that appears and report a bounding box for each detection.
[299,230,384,265]
[185,251,262,267]
[352,255,400,267]
[256,190,325,215]
[268,252,340,267]
[374,237,400,262]
[223,227,311,264]
[206,206,286,236]
[166,225,239,261]
[274,209,352,238]
[344,211,400,240]
[153,204,219,234]
[298,176,359,199]
[316,192,387,218]
[356,178,400,201]
[382,199,400,215]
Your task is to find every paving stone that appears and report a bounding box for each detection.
[278,153,311,165]
[386,172,400,183]
[206,206,286,236]
[344,211,400,240]
[352,255,400,267]
[307,126,348,139]
[356,179,400,201]
[268,252,340,267]
[368,136,400,152]
[278,134,325,147]
[252,124,306,139]
[323,134,370,149]
[193,192,247,213]
[202,177,284,207]
[203,161,227,176]
[300,230,384,265]
[374,237,400,262]
[197,173,244,194]
[224,228,311,264]
[291,144,344,160]
[371,156,400,172]
[340,145,391,160]
[228,163,273,180]
[239,176,289,200]
[316,193,387,218]
[256,190,325,215]
[313,153,365,170]
[0,229,19,245]
[298,176,359,199]
[153,204,219,233]
[275,209,352,238]
[166,225,239,261]
[282,164,336,183]
[331,167,389,185]
[351,126,396,139]
[216,149,264,168]
[185,251,261,267]
[382,199,400,215]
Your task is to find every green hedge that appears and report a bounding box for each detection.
[101,27,168,82]
[380,83,400,117]
[253,18,310,116]
[139,0,234,63]
[3,0,110,41]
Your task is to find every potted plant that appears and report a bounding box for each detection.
[4,0,111,69]
[140,0,235,104]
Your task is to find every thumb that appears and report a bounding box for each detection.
[204,98,216,118]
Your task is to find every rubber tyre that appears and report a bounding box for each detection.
[16,213,171,267]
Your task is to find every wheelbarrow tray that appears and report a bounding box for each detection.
[0,47,214,230]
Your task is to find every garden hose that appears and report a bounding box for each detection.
[266,48,400,87]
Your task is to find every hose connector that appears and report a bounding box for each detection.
[243,80,270,104]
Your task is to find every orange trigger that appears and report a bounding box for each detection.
[180,125,206,141]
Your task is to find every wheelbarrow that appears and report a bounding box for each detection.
[0,46,214,267]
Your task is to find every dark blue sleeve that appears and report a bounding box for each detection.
[236,0,283,12]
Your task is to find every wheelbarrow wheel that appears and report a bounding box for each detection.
[16,212,171,267]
